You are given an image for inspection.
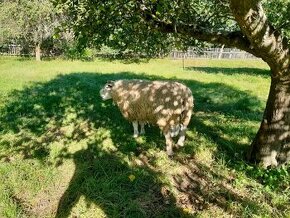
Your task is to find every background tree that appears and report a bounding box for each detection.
[56,0,290,168]
[0,0,59,61]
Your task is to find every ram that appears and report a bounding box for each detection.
[100,79,194,155]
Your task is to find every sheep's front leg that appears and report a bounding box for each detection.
[164,130,174,156]
[132,121,139,138]
[177,125,187,147]
[140,122,145,135]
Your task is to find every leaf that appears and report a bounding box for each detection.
[128,174,136,182]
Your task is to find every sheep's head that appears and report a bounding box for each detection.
[100,81,114,100]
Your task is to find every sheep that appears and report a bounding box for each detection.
[99,79,194,156]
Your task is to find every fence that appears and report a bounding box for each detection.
[0,44,59,57]
[0,44,24,56]
[171,47,257,59]
[1,45,257,59]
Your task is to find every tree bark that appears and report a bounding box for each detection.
[230,0,290,167]
[35,43,41,61]
[248,76,290,167]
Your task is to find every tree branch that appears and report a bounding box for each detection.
[230,0,290,75]
[137,3,259,56]
[162,22,257,55]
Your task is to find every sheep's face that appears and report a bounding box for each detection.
[100,81,114,100]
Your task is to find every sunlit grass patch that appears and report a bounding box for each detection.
[0,159,56,217]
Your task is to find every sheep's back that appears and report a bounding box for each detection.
[111,80,193,127]
[151,81,193,128]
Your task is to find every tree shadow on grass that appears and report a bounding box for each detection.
[0,71,270,217]
[185,66,270,77]
[55,141,182,218]
[183,80,264,122]
[171,157,265,216]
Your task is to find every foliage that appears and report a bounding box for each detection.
[54,0,235,56]
[255,166,289,190]
[54,0,290,56]
[236,163,290,190]
[1,0,289,58]
[263,0,290,38]
[0,0,63,59]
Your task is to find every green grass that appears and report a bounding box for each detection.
[0,56,289,218]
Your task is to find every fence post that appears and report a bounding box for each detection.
[218,44,225,59]
[182,51,185,70]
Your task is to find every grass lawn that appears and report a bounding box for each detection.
[0,56,289,218]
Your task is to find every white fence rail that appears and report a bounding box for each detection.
[171,47,257,59]
[0,44,24,56]
[1,45,257,59]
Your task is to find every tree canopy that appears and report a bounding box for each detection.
[55,0,290,56]
[0,0,60,60]
[265,0,290,39]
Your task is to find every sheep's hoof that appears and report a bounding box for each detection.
[176,142,184,147]
[166,150,174,157]
[133,134,139,138]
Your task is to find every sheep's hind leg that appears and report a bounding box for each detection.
[176,125,187,147]
[164,130,174,156]
[133,121,139,138]
[140,122,145,135]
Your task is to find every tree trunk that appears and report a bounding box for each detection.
[248,73,290,167]
[229,0,290,167]
[35,43,41,61]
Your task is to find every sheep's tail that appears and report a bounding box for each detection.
[181,91,194,127]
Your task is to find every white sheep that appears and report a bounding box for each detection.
[99,79,194,155]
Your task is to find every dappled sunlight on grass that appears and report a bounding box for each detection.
[0,58,289,217]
